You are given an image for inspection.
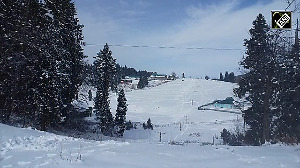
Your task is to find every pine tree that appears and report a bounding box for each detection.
[0,0,24,123]
[0,0,59,128]
[114,89,127,137]
[234,14,276,145]
[147,118,153,130]
[170,71,177,80]
[273,25,300,143]
[143,75,149,87]
[0,0,84,129]
[143,118,153,130]
[115,64,123,86]
[138,75,148,89]
[25,0,63,130]
[224,71,229,82]
[220,73,224,81]
[94,44,116,136]
[228,72,235,83]
[45,0,85,119]
[137,76,143,89]
[35,0,86,130]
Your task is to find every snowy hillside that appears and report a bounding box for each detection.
[116,78,241,143]
[1,79,300,168]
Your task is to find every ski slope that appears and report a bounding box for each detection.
[116,78,241,143]
[1,79,300,168]
[120,78,237,123]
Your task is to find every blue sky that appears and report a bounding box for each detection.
[74,0,292,78]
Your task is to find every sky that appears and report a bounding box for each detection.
[73,0,295,78]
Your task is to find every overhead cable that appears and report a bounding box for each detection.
[82,43,242,51]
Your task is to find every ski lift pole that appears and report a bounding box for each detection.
[180,122,182,131]
[156,131,166,142]
[160,132,162,142]
[184,115,188,123]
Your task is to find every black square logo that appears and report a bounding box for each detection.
[272,11,292,29]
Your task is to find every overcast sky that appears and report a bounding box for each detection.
[74,0,293,78]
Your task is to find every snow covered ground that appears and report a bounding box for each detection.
[1,79,300,168]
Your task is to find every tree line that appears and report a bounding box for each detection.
[234,14,300,145]
[0,0,129,137]
[83,62,153,89]
[219,71,235,83]
[0,0,84,130]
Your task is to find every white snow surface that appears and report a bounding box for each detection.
[1,79,300,168]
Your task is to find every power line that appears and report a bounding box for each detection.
[82,43,242,51]
[285,0,296,11]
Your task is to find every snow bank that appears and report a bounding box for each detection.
[1,123,299,168]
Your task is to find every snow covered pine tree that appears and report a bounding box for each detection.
[234,14,276,145]
[137,75,148,89]
[114,88,127,137]
[272,21,300,143]
[94,44,116,136]
[1,0,84,130]
[0,0,61,129]
[45,0,85,120]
